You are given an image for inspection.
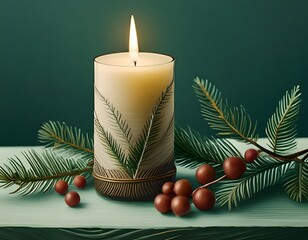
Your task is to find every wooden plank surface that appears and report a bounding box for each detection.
[0,139,307,229]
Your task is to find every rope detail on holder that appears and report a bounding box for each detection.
[93,169,176,183]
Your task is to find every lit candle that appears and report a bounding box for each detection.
[129,15,138,66]
[93,16,175,200]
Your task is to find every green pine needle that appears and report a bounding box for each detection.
[284,161,308,201]
[215,157,292,209]
[265,85,301,155]
[94,114,134,177]
[176,78,307,209]
[0,149,92,195]
[193,77,258,142]
[175,125,241,170]
[95,86,133,145]
[38,120,94,162]
[133,79,174,176]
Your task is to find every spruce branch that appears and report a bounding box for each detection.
[174,78,308,208]
[38,121,94,163]
[193,77,258,142]
[284,161,308,201]
[0,150,92,195]
[175,125,242,170]
[215,157,292,209]
[265,85,301,155]
[193,78,306,163]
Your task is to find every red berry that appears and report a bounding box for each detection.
[73,175,86,189]
[162,181,174,195]
[54,180,68,195]
[196,164,216,185]
[65,191,80,207]
[173,179,192,197]
[154,194,172,213]
[192,188,215,211]
[223,157,246,180]
[171,196,191,217]
[244,148,259,163]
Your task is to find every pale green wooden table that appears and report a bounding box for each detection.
[0,139,307,239]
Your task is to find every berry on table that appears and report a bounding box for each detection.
[192,188,215,211]
[73,175,87,189]
[153,156,248,216]
[154,193,172,213]
[171,195,191,217]
[65,191,80,207]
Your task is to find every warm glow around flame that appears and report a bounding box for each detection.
[129,15,139,65]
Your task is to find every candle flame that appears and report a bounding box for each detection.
[129,15,139,65]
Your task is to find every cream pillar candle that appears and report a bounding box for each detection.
[93,16,175,200]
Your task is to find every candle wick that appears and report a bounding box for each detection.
[134,61,137,67]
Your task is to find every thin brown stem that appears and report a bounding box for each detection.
[192,174,226,195]
[6,166,93,185]
[50,132,94,154]
[244,139,305,163]
[283,149,308,159]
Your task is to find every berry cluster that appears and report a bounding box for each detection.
[154,148,259,216]
[154,179,192,216]
[54,175,87,207]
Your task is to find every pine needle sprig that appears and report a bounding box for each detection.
[265,85,301,155]
[193,78,307,163]
[193,77,258,142]
[284,160,308,201]
[38,121,94,162]
[134,79,174,173]
[95,86,133,145]
[175,125,242,170]
[145,78,174,149]
[94,114,134,177]
[175,78,308,208]
[215,157,292,209]
[132,114,154,178]
[0,149,92,195]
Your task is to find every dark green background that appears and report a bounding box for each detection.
[0,0,307,146]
